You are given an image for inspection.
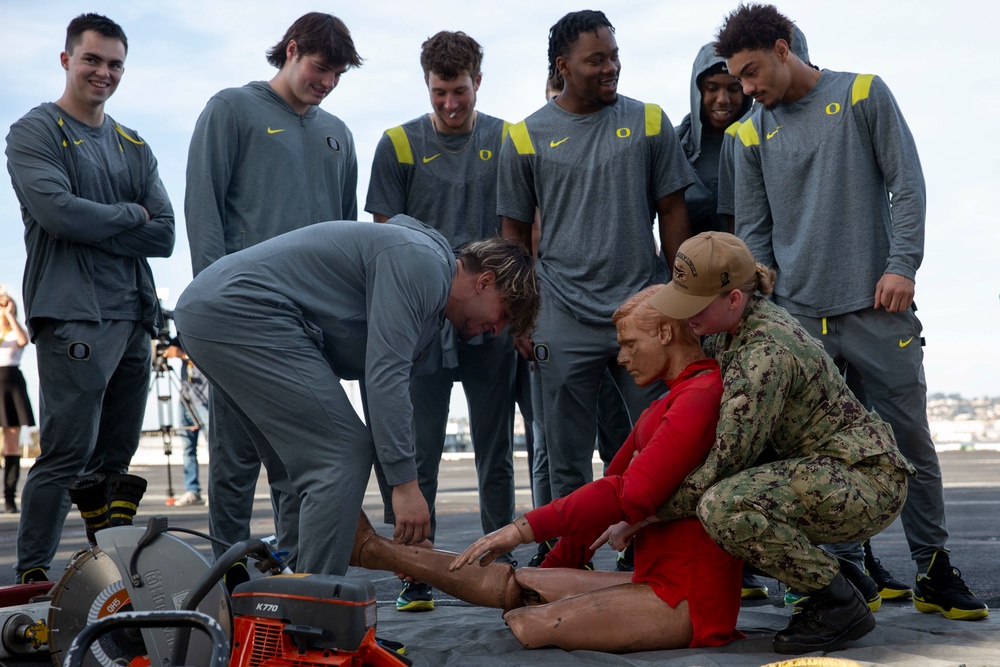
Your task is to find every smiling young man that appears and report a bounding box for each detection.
[499,10,694,511]
[720,4,987,621]
[184,12,362,583]
[5,13,174,583]
[172,217,538,578]
[365,30,519,612]
[676,42,751,236]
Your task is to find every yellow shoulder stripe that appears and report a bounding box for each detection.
[501,120,511,143]
[738,120,760,147]
[115,124,145,145]
[645,103,662,137]
[852,74,875,105]
[509,121,535,155]
[385,126,413,165]
[725,120,742,137]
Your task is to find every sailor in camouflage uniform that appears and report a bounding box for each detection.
[648,232,913,655]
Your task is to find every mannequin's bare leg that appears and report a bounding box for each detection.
[350,511,524,609]
[503,583,693,652]
[514,567,632,604]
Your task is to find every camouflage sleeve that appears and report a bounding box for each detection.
[656,341,796,520]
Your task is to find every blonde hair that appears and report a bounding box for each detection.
[458,237,540,337]
[736,262,777,296]
[613,285,700,346]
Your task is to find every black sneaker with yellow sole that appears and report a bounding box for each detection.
[862,539,912,600]
[913,550,989,620]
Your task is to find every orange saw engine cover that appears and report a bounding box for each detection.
[229,574,409,667]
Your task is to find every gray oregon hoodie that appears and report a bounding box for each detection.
[681,27,812,226]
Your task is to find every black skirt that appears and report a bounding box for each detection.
[0,366,35,427]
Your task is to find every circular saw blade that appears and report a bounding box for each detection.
[48,548,149,667]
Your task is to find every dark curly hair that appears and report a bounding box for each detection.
[547,10,614,88]
[266,13,363,70]
[66,13,127,54]
[420,31,483,81]
[714,4,794,59]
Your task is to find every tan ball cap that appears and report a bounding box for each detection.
[647,232,756,319]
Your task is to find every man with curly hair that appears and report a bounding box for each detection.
[365,31,519,611]
[719,1,987,627]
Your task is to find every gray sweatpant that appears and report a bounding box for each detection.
[409,331,517,540]
[796,307,947,571]
[531,298,664,500]
[180,332,373,576]
[206,391,266,560]
[16,319,149,576]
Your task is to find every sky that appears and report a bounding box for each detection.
[2,0,999,431]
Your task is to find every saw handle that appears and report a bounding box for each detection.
[170,538,288,667]
[63,610,227,667]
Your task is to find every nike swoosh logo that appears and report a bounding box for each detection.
[422,154,441,163]
[550,137,569,147]
[766,126,782,139]
[267,127,285,134]
[899,336,915,348]
[73,139,85,145]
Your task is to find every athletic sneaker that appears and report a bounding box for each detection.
[741,573,769,600]
[786,559,881,613]
[527,539,556,568]
[375,636,406,655]
[18,568,48,585]
[615,542,634,572]
[913,550,989,620]
[174,491,203,506]
[396,581,434,612]
[862,539,912,600]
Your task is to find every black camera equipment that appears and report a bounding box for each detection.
[148,307,203,504]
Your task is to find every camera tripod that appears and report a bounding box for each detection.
[148,345,204,504]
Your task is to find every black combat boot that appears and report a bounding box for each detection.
[773,569,876,654]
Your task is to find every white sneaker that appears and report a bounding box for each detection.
[174,491,203,506]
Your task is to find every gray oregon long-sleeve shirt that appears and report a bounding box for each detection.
[185,81,358,276]
[6,103,174,337]
[173,215,455,486]
[734,71,925,318]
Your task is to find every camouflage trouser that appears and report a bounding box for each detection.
[696,454,908,592]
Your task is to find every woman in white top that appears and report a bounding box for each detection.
[0,291,33,513]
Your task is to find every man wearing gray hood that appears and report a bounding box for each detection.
[676,42,752,236]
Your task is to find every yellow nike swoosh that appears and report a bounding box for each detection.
[73,139,85,145]
[550,137,569,147]
[766,126,782,139]
[899,336,915,348]
[422,154,441,163]
[267,127,285,134]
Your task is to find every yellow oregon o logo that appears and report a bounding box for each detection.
[479,149,492,160]
[825,103,841,115]
[616,128,631,138]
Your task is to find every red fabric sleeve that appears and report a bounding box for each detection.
[525,373,722,541]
